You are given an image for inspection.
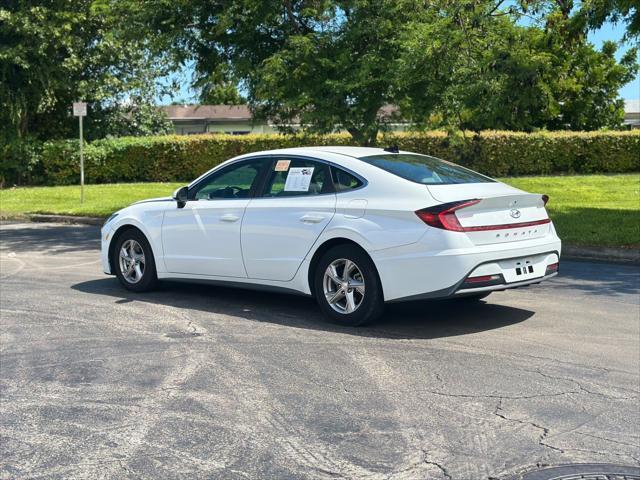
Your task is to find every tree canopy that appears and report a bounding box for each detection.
[0,0,174,142]
[2,0,637,145]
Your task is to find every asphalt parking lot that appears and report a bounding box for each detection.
[1,221,638,479]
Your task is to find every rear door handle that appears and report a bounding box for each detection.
[300,214,325,224]
[220,214,240,222]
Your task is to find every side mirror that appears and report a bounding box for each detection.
[172,186,189,208]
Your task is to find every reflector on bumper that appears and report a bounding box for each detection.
[461,273,504,288]
[545,262,559,275]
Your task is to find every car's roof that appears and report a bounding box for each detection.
[241,146,406,160]
[304,146,400,158]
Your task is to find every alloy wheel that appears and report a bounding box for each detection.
[118,239,146,284]
[322,258,366,314]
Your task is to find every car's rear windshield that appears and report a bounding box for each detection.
[360,154,495,185]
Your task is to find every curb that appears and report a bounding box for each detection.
[1,213,638,265]
[563,245,639,265]
[1,213,105,226]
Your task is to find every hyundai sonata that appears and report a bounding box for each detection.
[101,147,561,325]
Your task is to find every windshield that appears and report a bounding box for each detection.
[360,153,495,185]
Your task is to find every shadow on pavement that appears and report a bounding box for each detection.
[72,278,534,340]
[541,260,640,298]
[0,223,101,254]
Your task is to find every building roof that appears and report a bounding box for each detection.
[160,105,253,121]
[160,104,402,122]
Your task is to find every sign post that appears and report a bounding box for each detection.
[73,102,87,203]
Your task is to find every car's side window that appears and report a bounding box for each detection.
[331,167,364,192]
[261,159,333,197]
[191,160,265,200]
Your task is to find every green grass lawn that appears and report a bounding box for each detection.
[503,174,639,248]
[0,182,182,218]
[0,174,638,247]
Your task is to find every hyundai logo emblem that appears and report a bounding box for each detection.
[510,209,521,219]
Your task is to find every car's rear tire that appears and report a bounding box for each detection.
[313,245,384,326]
[112,228,158,292]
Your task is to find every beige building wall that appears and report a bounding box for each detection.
[172,120,410,135]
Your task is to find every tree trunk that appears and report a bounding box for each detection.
[347,124,379,147]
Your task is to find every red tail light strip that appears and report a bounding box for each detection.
[461,218,551,232]
[416,199,551,232]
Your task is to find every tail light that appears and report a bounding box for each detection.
[416,199,551,232]
[415,199,480,232]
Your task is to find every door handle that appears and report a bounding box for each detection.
[300,214,325,224]
[220,214,240,222]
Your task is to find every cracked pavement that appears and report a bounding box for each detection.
[0,222,638,479]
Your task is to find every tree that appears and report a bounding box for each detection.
[199,82,247,105]
[106,0,637,142]
[517,0,639,40]
[398,4,637,131]
[0,0,174,142]
[85,98,174,141]
[114,0,458,145]
[581,0,639,39]
[197,68,247,105]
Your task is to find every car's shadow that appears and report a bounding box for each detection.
[72,278,534,340]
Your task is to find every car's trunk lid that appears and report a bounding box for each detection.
[426,183,551,245]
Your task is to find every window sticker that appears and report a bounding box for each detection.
[284,167,315,192]
[275,159,291,172]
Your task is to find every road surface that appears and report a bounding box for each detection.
[1,222,638,479]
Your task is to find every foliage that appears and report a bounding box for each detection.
[430,20,638,131]
[0,137,44,187]
[0,0,174,143]
[197,68,247,105]
[106,0,637,143]
[581,0,639,39]
[518,0,639,40]
[85,99,174,141]
[2,1,636,146]
[0,130,633,186]
[199,82,247,105]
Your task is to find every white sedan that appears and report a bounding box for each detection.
[101,146,561,325]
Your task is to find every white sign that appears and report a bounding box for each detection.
[73,102,87,117]
[284,167,314,192]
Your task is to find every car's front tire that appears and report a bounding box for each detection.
[313,245,384,326]
[112,228,158,292]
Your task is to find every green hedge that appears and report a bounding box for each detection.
[3,130,639,186]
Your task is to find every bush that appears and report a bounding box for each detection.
[0,137,45,186]
[3,130,639,186]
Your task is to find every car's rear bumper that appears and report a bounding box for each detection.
[453,271,558,297]
[388,255,559,303]
[372,225,561,302]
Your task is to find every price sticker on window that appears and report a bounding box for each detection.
[284,167,314,191]
[275,160,291,172]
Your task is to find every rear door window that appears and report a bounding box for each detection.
[361,154,494,185]
[261,159,333,197]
